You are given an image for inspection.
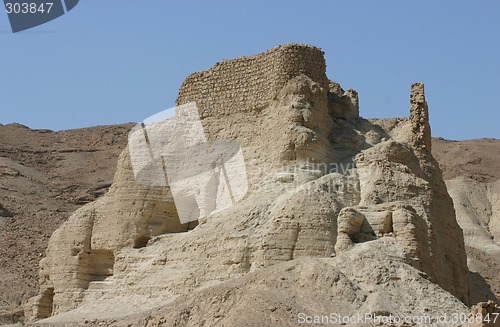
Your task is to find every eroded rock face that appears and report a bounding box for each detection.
[26,44,471,322]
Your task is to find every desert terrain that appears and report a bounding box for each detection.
[1,44,499,326]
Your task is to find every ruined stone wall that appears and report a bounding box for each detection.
[176,44,329,117]
[26,44,475,322]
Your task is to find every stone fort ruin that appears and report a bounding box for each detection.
[26,44,471,322]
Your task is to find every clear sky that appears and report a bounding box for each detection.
[0,1,498,140]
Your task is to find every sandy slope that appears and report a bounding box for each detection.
[0,123,133,324]
[432,138,500,303]
[34,240,471,327]
[0,121,498,326]
[432,138,500,183]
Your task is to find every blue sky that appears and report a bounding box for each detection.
[0,1,498,140]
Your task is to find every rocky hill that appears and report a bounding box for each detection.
[432,138,500,306]
[0,123,133,324]
[0,44,498,326]
[433,138,500,183]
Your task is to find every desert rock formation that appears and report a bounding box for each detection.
[0,123,132,324]
[432,138,500,305]
[22,44,481,326]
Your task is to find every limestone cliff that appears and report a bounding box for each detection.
[26,44,472,323]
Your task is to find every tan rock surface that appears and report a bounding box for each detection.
[25,44,474,325]
[445,178,500,303]
[432,138,500,183]
[431,137,500,306]
[30,241,472,327]
[0,123,132,324]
